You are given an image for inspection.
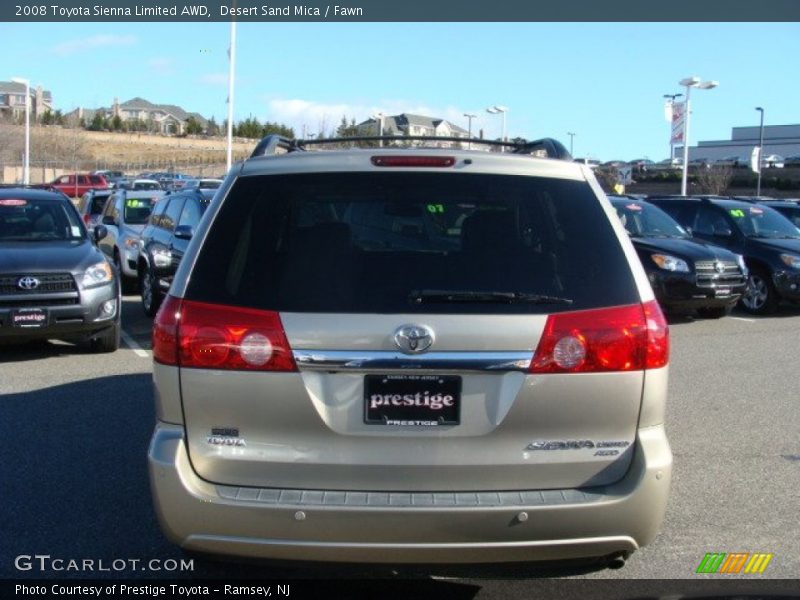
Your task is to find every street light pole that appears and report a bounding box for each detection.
[464,113,477,149]
[225,20,237,172]
[755,106,764,196]
[567,132,576,156]
[663,93,683,161]
[679,77,718,196]
[486,105,508,152]
[11,77,30,184]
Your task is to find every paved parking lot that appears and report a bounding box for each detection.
[1,297,798,594]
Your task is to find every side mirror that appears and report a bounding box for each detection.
[174,224,193,240]
[93,224,108,242]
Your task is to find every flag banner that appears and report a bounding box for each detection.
[671,102,686,144]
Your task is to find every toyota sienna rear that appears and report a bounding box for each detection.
[148,136,672,566]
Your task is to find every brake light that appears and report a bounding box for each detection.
[371,156,455,168]
[153,296,181,365]
[153,298,296,371]
[530,300,668,374]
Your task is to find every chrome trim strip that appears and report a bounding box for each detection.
[293,350,532,372]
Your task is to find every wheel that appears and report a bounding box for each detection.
[89,322,120,353]
[140,264,163,317]
[114,250,137,294]
[696,305,732,319]
[740,267,779,315]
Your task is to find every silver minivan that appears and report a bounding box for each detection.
[148,136,672,566]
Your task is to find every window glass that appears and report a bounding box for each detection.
[187,173,639,314]
[0,197,84,241]
[161,196,186,231]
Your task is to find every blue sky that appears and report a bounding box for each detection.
[2,22,799,160]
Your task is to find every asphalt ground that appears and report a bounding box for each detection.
[1,296,799,597]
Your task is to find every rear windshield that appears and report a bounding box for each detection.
[133,181,162,191]
[186,173,639,314]
[123,197,157,224]
[0,197,85,241]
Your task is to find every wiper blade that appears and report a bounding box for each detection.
[410,289,573,305]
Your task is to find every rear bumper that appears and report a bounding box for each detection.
[148,423,672,563]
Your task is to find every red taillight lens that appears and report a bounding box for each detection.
[371,156,456,167]
[643,299,669,369]
[153,295,181,365]
[177,300,296,371]
[530,300,668,374]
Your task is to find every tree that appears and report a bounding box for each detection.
[111,115,123,131]
[185,116,203,135]
[40,110,54,125]
[206,116,220,136]
[695,165,733,195]
[87,113,106,131]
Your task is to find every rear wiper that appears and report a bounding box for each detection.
[410,289,573,305]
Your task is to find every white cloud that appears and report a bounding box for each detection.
[265,98,491,137]
[53,34,137,56]
[148,57,175,76]
[199,73,229,86]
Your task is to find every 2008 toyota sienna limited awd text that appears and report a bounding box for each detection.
[148,135,672,567]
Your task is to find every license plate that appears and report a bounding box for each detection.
[11,308,48,328]
[715,287,731,297]
[364,374,461,427]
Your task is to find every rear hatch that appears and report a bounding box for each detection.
[169,168,659,492]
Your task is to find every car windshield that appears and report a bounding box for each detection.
[123,197,157,224]
[728,205,800,239]
[772,205,800,229]
[0,197,85,241]
[133,182,161,190]
[612,200,689,238]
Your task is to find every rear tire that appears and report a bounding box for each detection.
[740,267,779,315]
[696,305,732,319]
[90,322,120,353]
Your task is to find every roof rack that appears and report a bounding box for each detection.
[249,134,572,160]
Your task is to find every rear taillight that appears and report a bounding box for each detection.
[530,300,668,374]
[153,295,181,365]
[152,297,296,371]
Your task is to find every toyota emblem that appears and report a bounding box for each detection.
[714,262,725,274]
[393,324,435,354]
[17,276,40,291]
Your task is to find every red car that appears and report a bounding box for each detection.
[47,173,109,198]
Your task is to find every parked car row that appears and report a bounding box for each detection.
[35,171,224,199]
[609,194,800,315]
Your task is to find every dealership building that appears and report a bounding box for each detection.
[687,124,800,163]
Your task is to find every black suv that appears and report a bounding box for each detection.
[648,196,800,314]
[608,196,746,317]
[0,188,120,352]
[137,189,213,316]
